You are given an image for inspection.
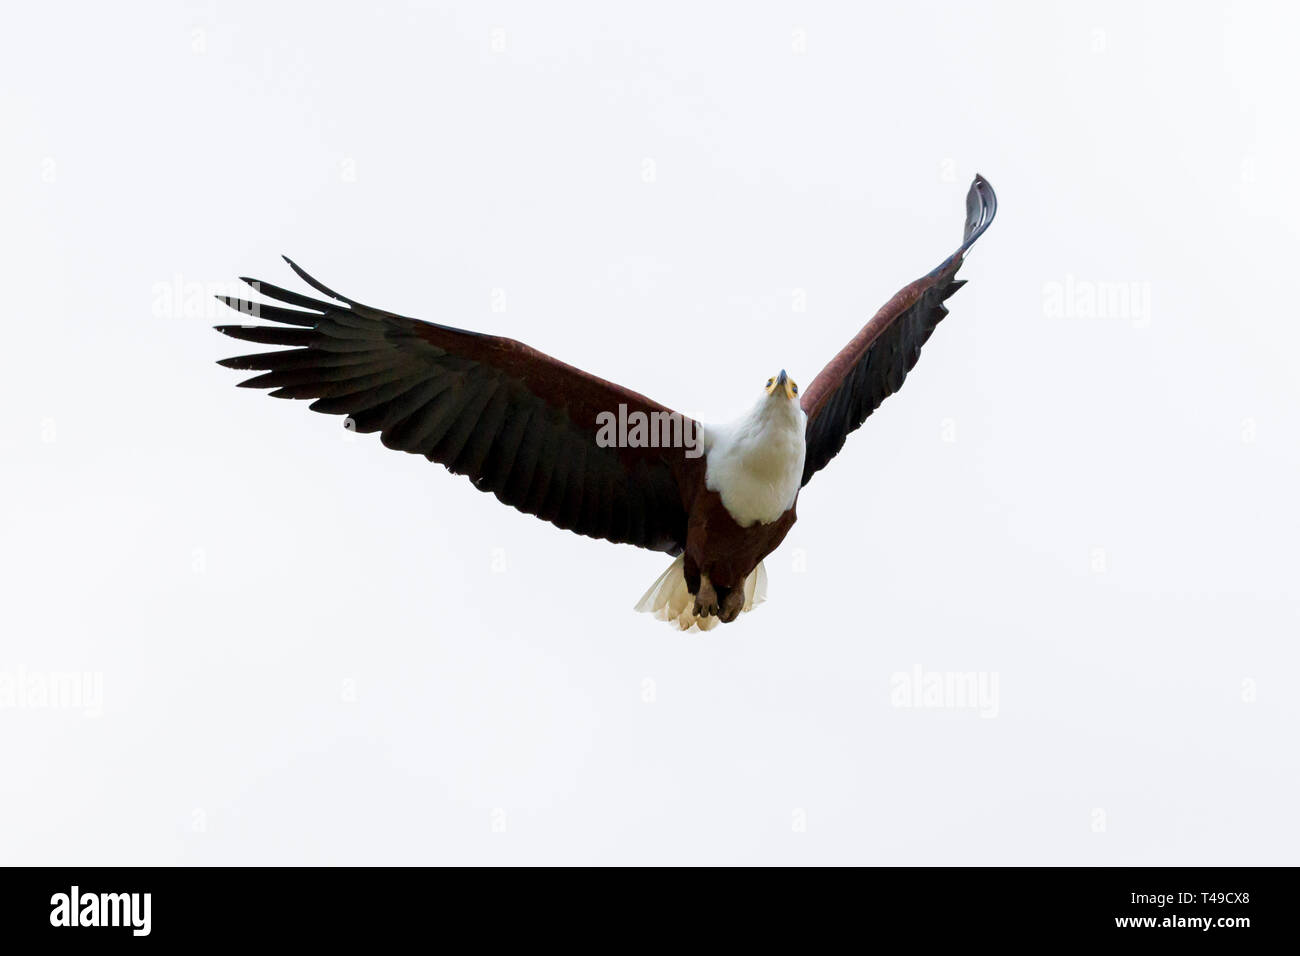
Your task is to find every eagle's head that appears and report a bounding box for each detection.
[764,369,799,401]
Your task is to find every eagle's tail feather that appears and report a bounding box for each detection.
[634,556,767,631]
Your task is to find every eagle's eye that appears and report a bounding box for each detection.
[791,384,798,395]
[766,378,774,388]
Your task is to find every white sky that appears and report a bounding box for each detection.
[2,0,1297,864]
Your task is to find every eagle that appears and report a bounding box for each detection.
[215,175,996,630]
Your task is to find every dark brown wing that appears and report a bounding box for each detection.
[800,175,996,486]
[215,259,700,555]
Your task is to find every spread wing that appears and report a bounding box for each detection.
[215,259,701,555]
[799,175,997,486]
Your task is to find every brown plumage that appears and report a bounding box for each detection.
[801,175,997,484]
[215,175,996,628]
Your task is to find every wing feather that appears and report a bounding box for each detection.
[216,260,699,554]
[800,175,996,486]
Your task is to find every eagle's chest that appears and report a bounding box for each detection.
[703,416,806,528]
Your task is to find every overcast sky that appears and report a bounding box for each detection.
[2,0,1297,864]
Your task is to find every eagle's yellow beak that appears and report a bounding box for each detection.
[765,369,799,400]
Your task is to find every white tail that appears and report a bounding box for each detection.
[634,556,768,631]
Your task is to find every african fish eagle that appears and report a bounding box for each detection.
[215,175,996,630]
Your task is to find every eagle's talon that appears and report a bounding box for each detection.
[718,589,745,624]
[693,578,719,619]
